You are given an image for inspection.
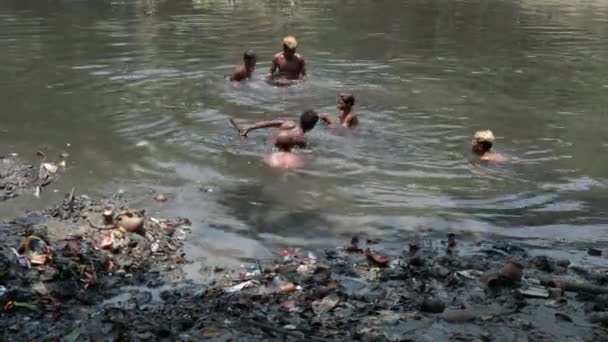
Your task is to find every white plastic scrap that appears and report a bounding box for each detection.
[455,270,482,280]
[224,280,259,293]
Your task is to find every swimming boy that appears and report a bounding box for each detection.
[230,50,257,81]
[320,93,358,128]
[239,110,319,169]
[472,130,508,162]
[268,36,307,81]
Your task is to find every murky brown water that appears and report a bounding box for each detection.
[1,0,608,266]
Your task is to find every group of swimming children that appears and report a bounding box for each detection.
[229,36,505,169]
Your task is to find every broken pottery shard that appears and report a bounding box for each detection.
[115,209,144,233]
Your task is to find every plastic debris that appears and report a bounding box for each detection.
[41,163,58,174]
[455,270,482,280]
[240,269,262,280]
[31,282,49,297]
[518,287,550,299]
[224,280,259,293]
[280,248,298,261]
[97,228,128,251]
[80,263,97,289]
[312,294,339,315]
[18,236,52,266]
[363,248,390,267]
[3,301,37,311]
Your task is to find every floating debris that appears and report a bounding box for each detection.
[154,194,168,203]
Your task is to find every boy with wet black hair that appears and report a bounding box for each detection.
[238,110,320,169]
[321,93,358,128]
[230,50,257,81]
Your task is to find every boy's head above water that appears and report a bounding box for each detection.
[300,110,319,132]
[243,50,257,68]
[472,130,495,155]
[282,36,298,57]
[337,93,355,110]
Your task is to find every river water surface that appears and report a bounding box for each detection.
[1,0,608,267]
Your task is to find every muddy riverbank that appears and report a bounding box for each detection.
[1,158,608,341]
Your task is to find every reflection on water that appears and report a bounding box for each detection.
[1,0,608,266]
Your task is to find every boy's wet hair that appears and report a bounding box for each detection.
[472,130,495,152]
[244,50,257,60]
[339,93,355,106]
[300,110,319,132]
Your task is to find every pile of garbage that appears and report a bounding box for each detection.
[1,190,608,341]
[27,235,604,341]
[0,191,191,341]
[0,154,66,201]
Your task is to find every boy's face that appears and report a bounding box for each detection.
[337,96,350,110]
[283,45,296,57]
[472,140,490,154]
[245,57,256,69]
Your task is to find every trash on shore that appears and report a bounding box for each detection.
[80,263,97,289]
[363,248,390,267]
[97,227,129,251]
[312,294,339,315]
[517,286,550,298]
[18,235,52,266]
[33,162,60,198]
[114,209,144,233]
[345,236,361,252]
[0,188,607,341]
[224,280,260,293]
[102,208,115,225]
[280,282,298,293]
